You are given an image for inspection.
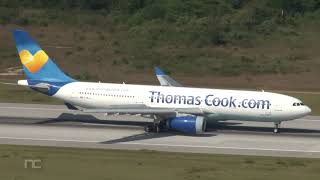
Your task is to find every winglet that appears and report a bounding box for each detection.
[154,66,182,87]
[155,67,165,75]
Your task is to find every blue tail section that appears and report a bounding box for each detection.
[12,30,75,82]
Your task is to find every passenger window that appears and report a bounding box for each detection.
[293,103,296,106]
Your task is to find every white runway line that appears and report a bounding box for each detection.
[0,136,99,143]
[0,106,68,111]
[294,119,320,122]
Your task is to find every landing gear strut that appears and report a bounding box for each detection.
[144,123,163,133]
[144,116,166,133]
[144,124,154,133]
[273,122,281,133]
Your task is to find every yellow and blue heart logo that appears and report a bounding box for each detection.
[19,50,49,73]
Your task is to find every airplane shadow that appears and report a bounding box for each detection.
[100,132,215,144]
[35,113,149,127]
[101,132,174,144]
[36,113,216,143]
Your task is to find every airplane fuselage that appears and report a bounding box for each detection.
[54,82,311,123]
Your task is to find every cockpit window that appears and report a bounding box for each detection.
[293,102,305,106]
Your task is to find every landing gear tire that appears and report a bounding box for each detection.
[273,122,281,134]
[144,124,162,133]
[144,125,154,133]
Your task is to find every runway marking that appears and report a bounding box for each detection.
[0,137,99,143]
[294,120,320,122]
[0,106,68,111]
[296,119,320,122]
[0,136,319,154]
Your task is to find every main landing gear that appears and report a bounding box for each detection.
[273,122,281,133]
[144,119,166,133]
[144,115,167,133]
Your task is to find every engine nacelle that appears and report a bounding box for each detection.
[167,116,206,134]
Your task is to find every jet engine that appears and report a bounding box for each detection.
[167,115,206,134]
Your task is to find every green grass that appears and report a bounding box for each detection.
[0,144,319,180]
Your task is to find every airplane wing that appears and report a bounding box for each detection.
[154,67,182,87]
[83,104,204,116]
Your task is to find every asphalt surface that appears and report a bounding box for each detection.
[0,103,320,158]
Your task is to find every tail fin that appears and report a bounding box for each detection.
[12,30,74,82]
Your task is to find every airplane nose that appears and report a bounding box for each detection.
[305,106,312,115]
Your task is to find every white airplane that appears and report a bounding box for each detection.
[11,30,311,134]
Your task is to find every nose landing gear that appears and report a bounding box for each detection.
[273,122,281,133]
[144,124,154,133]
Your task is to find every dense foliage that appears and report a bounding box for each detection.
[2,0,319,44]
[1,0,320,76]
[1,0,320,14]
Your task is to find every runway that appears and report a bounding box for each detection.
[0,103,320,158]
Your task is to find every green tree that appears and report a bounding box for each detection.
[269,0,319,14]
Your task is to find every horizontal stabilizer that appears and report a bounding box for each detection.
[0,80,50,91]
